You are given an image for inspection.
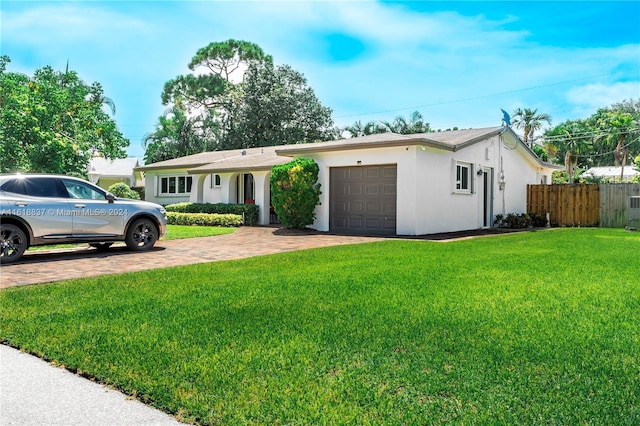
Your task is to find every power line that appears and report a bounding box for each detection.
[335,71,631,119]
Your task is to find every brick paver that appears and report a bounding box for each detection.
[0,226,385,289]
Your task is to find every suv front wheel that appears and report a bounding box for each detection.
[1,224,28,264]
[125,218,158,251]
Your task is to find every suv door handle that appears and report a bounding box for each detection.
[14,202,27,207]
[74,203,86,208]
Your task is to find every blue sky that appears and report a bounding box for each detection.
[2,1,639,161]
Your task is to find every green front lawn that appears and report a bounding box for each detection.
[28,224,236,251]
[2,228,639,424]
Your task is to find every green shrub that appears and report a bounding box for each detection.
[107,182,140,200]
[165,202,259,225]
[270,158,321,229]
[167,212,243,227]
[494,212,547,228]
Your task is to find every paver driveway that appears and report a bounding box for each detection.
[0,226,384,289]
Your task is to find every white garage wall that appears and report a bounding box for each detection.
[298,132,553,236]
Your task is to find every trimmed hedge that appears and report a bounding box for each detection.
[165,202,259,226]
[167,212,243,227]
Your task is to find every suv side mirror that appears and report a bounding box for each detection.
[106,192,116,203]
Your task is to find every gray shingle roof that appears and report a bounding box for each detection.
[139,126,562,172]
[276,127,504,155]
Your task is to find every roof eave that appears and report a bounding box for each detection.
[187,164,279,174]
[276,137,458,156]
[136,163,209,172]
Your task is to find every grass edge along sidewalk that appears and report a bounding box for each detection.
[2,228,639,424]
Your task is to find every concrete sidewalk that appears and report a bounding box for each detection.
[0,344,183,425]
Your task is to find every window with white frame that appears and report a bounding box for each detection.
[455,161,472,193]
[160,176,192,195]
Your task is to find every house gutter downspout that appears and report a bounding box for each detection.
[498,126,508,215]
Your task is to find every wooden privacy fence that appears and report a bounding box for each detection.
[527,183,640,227]
[528,184,599,227]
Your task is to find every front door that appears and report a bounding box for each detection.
[482,167,494,228]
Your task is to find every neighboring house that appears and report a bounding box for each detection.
[88,157,143,190]
[138,126,560,235]
[581,166,640,182]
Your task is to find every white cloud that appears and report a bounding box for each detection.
[566,81,640,111]
[3,4,152,45]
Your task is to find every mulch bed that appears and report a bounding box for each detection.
[271,226,543,241]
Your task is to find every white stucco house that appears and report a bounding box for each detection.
[137,126,560,235]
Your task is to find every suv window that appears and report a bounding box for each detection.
[0,179,28,195]
[24,177,68,198]
[62,179,106,200]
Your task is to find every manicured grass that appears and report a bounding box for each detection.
[163,224,236,239]
[2,228,639,424]
[28,225,236,251]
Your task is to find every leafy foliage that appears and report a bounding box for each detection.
[167,212,243,227]
[543,99,640,182]
[531,144,549,162]
[512,107,552,147]
[227,62,336,149]
[146,40,335,161]
[165,202,259,225]
[107,182,140,200]
[144,106,219,164]
[343,111,431,137]
[0,56,129,175]
[494,212,547,228]
[270,158,321,229]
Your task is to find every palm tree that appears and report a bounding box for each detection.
[512,108,552,147]
[545,120,591,183]
[343,120,386,137]
[379,111,431,134]
[595,111,635,181]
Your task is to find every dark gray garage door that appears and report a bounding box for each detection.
[330,165,397,235]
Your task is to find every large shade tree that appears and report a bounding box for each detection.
[0,56,128,176]
[228,62,336,149]
[145,39,336,161]
[143,106,219,164]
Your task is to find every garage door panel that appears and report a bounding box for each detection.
[330,165,397,235]
[349,168,364,179]
[366,168,381,179]
[350,201,365,213]
[365,184,381,196]
[366,201,381,212]
[383,166,397,178]
[383,184,396,195]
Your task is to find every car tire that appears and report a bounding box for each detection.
[90,242,113,252]
[0,224,28,264]
[125,218,158,251]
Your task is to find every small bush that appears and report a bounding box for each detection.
[107,182,140,200]
[270,158,321,229]
[167,212,243,227]
[494,212,548,228]
[165,203,259,226]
